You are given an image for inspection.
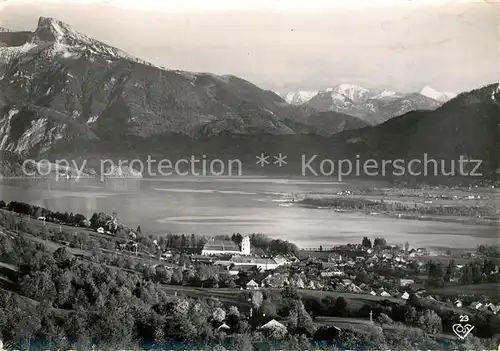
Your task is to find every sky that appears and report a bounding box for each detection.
[0,0,498,93]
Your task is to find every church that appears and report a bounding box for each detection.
[202,235,251,256]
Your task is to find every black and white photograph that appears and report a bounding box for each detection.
[0,0,499,349]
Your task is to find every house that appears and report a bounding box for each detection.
[216,323,230,331]
[226,255,281,271]
[97,227,105,234]
[345,283,362,293]
[470,302,483,310]
[328,253,343,262]
[246,280,259,289]
[320,271,339,278]
[401,292,410,300]
[262,273,288,288]
[191,255,215,263]
[484,302,495,310]
[454,300,463,308]
[273,255,291,266]
[202,236,251,256]
[400,279,415,287]
[369,290,377,296]
[492,305,500,314]
[380,291,391,297]
[358,283,368,290]
[258,319,287,331]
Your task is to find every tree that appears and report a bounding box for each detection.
[444,260,456,282]
[228,306,240,318]
[373,237,387,248]
[288,301,315,336]
[53,247,73,267]
[418,310,442,334]
[10,306,42,351]
[171,269,183,285]
[281,286,300,300]
[251,290,264,310]
[362,237,372,249]
[335,297,349,317]
[20,271,57,303]
[261,299,278,317]
[405,241,410,252]
[73,213,86,226]
[212,307,226,323]
[377,313,393,326]
[172,299,190,317]
[407,293,422,309]
[461,264,474,284]
[404,306,418,325]
[155,265,172,284]
[90,212,108,229]
[54,270,73,307]
[233,332,253,351]
[136,225,142,235]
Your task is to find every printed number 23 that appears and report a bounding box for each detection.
[459,315,469,322]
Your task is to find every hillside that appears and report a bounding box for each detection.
[0,150,38,178]
[305,111,370,136]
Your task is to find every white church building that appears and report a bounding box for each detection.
[202,235,251,256]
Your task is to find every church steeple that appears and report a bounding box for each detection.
[241,235,251,255]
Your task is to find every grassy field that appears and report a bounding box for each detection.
[158,285,406,311]
[430,283,500,302]
[315,316,457,340]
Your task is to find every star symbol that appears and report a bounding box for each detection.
[273,153,287,167]
[256,153,270,167]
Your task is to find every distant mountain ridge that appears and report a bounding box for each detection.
[281,84,452,125]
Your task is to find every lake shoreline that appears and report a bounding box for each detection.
[295,202,500,227]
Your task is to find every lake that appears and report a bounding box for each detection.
[0,177,497,250]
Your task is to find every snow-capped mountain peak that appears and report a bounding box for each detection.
[371,90,402,100]
[331,84,372,103]
[34,17,83,43]
[285,90,318,105]
[29,17,159,67]
[420,85,456,102]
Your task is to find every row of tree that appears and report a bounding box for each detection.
[361,236,388,249]
[1,200,88,227]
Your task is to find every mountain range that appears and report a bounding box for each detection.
[0,16,420,157]
[0,17,498,179]
[281,84,453,125]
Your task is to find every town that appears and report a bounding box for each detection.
[0,200,499,350]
